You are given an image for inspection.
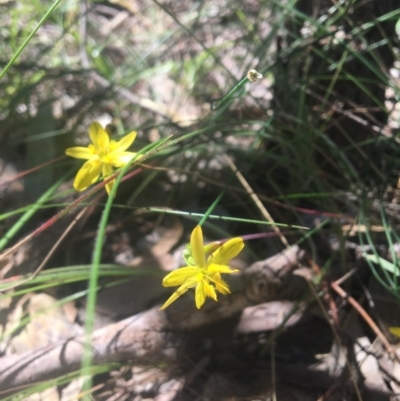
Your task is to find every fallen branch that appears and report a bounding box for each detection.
[0,246,304,394]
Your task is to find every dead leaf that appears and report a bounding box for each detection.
[8,293,82,354]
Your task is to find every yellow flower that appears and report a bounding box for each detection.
[160,225,244,310]
[65,121,138,194]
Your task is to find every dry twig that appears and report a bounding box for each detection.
[0,246,304,395]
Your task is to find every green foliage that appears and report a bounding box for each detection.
[2,0,400,398]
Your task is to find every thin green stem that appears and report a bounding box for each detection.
[81,136,171,387]
[0,0,64,80]
[198,191,225,227]
[145,207,308,230]
[213,76,249,111]
[0,172,70,251]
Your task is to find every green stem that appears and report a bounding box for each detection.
[0,0,64,80]
[146,207,308,230]
[198,191,225,227]
[213,76,249,111]
[0,172,70,251]
[81,136,171,387]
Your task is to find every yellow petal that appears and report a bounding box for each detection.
[389,327,400,338]
[110,131,137,152]
[106,151,137,168]
[104,179,114,195]
[159,278,197,310]
[203,241,223,256]
[207,264,239,274]
[191,226,206,268]
[73,159,102,191]
[195,280,206,309]
[195,280,217,308]
[203,280,217,300]
[102,164,114,195]
[162,266,201,287]
[65,146,94,160]
[210,273,230,294]
[209,237,244,265]
[89,122,109,154]
[102,163,113,177]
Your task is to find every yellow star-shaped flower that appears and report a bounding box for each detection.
[160,225,244,310]
[65,121,138,194]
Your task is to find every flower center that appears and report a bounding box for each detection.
[201,269,215,284]
[89,143,113,162]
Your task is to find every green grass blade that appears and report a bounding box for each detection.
[363,254,400,277]
[81,136,172,387]
[144,207,308,230]
[0,0,64,80]
[0,171,71,251]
